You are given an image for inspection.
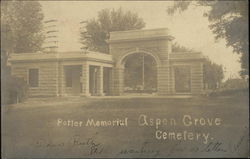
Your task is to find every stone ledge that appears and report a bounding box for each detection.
[108,28,174,43]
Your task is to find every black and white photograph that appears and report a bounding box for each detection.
[1,0,249,158]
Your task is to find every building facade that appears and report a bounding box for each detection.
[9,28,205,97]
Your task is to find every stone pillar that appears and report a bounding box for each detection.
[157,61,172,95]
[112,67,124,96]
[81,62,90,96]
[108,68,113,95]
[96,66,104,96]
[60,64,67,96]
[57,62,63,96]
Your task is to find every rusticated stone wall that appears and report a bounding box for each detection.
[11,61,58,97]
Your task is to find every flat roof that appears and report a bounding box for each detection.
[169,52,206,61]
[108,28,174,43]
[8,51,113,64]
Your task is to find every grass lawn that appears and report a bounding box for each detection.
[2,94,249,158]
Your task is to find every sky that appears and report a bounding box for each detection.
[40,1,242,80]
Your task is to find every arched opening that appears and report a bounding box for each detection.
[122,52,157,94]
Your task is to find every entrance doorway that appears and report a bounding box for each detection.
[64,65,82,95]
[123,53,157,94]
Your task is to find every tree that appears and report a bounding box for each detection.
[82,8,146,53]
[167,1,249,79]
[172,42,194,52]
[1,1,44,104]
[203,57,224,89]
[1,1,45,54]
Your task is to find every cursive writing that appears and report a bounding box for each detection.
[229,127,248,155]
[35,133,103,156]
[201,141,227,152]
[119,141,160,157]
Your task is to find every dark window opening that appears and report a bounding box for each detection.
[65,67,73,87]
[124,53,157,93]
[174,66,191,93]
[29,69,39,87]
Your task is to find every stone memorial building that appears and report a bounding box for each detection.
[9,28,205,97]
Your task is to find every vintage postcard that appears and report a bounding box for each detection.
[1,0,249,158]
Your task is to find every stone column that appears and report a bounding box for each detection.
[157,61,172,95]
[96,66,104,96]
[57,62,62,96]
[108,68,113,95]
[81,62,90,96]
[59,64,66,96]
[112,67,124,96]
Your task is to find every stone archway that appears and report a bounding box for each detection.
[117,49,162,68]
[108,28,204,96]
[113,50,161,95]
[107,28,172,96]
[123,52,159,94]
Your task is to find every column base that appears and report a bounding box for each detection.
[96,92,105,96]
[80,92,91,97]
